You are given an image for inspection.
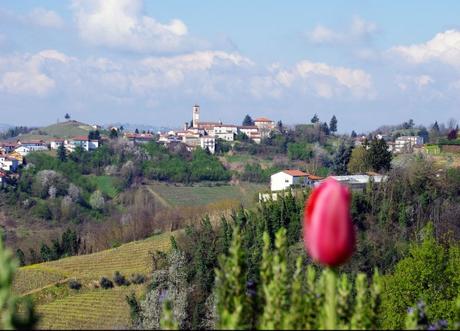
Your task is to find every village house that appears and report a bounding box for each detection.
[124,133,155,144]
[0,142,16,154]
[394,136,424,153]
[50,139,65,150]
[254,117,276,138]
[15,140,48,156]
[65,136,99,152]
[270,170,323,192]
[0,155,19,172]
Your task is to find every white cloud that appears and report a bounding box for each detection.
[0,50,71,96]
[72,0,189,52]
[258,60,374,99]
[27,8,64,28]
[395,74,434,91]
[390,30,460,69]
[308,17,377,45]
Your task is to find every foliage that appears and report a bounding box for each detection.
[287,142,313,161]
[99,277,114,289]
[0,238,38,329]
[113,271,129,286]
[366,138,392,172]
[381,223,460,329]
[242,115,254,126]
[347,146,370,174]
[329,115,338,133]
[68,279,82,290]
[332,142,353,175]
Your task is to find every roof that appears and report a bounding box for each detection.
[282,169,309,177]
[18,140,45,144]
[124,133,154,139]
[238,125,258,129]
[254,117,274,123]
[72,136,90,141]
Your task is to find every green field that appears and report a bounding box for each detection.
[14,121,95,142]
[149,182,265,207]
[13,232,174,329]
[87,175,121,199]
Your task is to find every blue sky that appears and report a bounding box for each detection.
[1,1,460,132]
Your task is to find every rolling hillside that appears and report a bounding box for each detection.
[13,120,96,141]
[13,232,175,330]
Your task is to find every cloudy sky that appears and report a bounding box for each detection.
[1,0,460,132]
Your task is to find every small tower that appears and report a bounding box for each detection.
[192,104,200,128]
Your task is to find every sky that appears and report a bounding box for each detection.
[1,1,460,132]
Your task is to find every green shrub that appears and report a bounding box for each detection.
[113,271,129,286]
[99,277,114,289]
[68,279,82,290]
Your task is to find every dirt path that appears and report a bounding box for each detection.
[145,186,172,208]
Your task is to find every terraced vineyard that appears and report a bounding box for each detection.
[150,182,265,207]
[13,232,175,329]
[36,285,144,330]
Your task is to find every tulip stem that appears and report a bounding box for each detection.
[324,267,337,330]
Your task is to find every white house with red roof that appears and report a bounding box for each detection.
[254,117,275,138]
[271,169,323,192]
[65,136,99,152]
[0,155,19,172]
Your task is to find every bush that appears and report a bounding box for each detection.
[113,271,129,286]
[130,273,146,285]
[68,279,82,290]
[99,276,114,289]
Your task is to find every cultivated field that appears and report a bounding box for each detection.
[149,182,265,208]
[13,232,175,329]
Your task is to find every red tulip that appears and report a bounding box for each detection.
[303,178,355,267]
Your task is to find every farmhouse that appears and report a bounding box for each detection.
[50,139,65,150]
[270,170,323,192]
[254,117,276,138]
[15,140,48,155]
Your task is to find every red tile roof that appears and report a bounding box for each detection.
[283,169,309,177]
[72,136,89,141]
[254,117,273,123]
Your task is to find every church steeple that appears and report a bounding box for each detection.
[192,104,200,128]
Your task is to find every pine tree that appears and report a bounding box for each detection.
[311,114,319,124]
[57,144,67,162]
[332,143,353,175]
[329,115,338,133]
[366,138,392,172]
[242,115,254,126]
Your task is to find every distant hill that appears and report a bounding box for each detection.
[12,120,96,141]
[106,122,173,133]
[0,123,12,133]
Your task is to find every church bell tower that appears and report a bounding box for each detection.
[192,104,200,128]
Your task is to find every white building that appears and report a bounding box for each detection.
[65,136,99,152]
[254,117,276,138]
[0,156,19,172]
[200,136,216,154]
[319,174,386,192]
[271,170,322,192]
[50,139,65,150]
[394,136,424,153]
[15,140,48,155]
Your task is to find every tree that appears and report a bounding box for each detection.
[320,122,330,135]
[90,190,105,210]
[447,129,458,140]
[432,121,440,133]
[329,115,338,134]
[65,113,70,120]
[57,144,67,162]
[0,239,37,329]
[417,127,429,143]
[277,120,284,133]
[366,138,392,172]
[347,146,369,174]
[351,130,358,138]
[88,130,101,140]
[381,223,460,329]
[311,114,319,124]
[135,128,139,134]
[109,128,118,139]
[332,143,353,175]
[242,115,254,126]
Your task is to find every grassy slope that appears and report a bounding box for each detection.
[13,232,174,330]
[149,182,265,208]
[86,175,121,199]
[14,121,94,141]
